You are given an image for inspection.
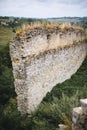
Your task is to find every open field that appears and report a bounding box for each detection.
[0,25,13,46]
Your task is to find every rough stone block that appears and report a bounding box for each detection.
[80,99,87,115]
[72,107,84,124]
[58,124,69,130]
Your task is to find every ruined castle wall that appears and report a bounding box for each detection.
[10,28,87,114]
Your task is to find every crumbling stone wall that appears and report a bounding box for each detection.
[10,27,87,114]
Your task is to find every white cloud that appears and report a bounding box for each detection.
[0,0,87,17]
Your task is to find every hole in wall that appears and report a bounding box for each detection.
[47,34,51,40]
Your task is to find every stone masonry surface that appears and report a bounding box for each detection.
[10,27,87,114]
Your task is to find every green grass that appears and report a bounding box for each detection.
[0,25,13,46]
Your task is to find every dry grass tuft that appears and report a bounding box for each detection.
[16,21,84,38]
[60,23,83,31]
[16,21,60,35]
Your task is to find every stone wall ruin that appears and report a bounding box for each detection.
[10,25,87,114]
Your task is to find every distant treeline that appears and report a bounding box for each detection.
[0,16,42,28]
[0,16,87,28]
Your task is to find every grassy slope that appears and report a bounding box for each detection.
[0,25,13,46]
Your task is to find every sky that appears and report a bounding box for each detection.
[0,0,87,18]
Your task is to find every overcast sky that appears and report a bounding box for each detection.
[0,0,87,18]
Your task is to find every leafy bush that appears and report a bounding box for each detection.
[32,92,80,130]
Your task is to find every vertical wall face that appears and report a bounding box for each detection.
[10,28,87,114]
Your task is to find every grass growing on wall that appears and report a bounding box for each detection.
[16,21,84,37]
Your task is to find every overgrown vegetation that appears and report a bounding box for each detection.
[0,17,87,130]
[16,22,83,37]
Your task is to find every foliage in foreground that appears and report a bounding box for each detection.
[32,92,80,130]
